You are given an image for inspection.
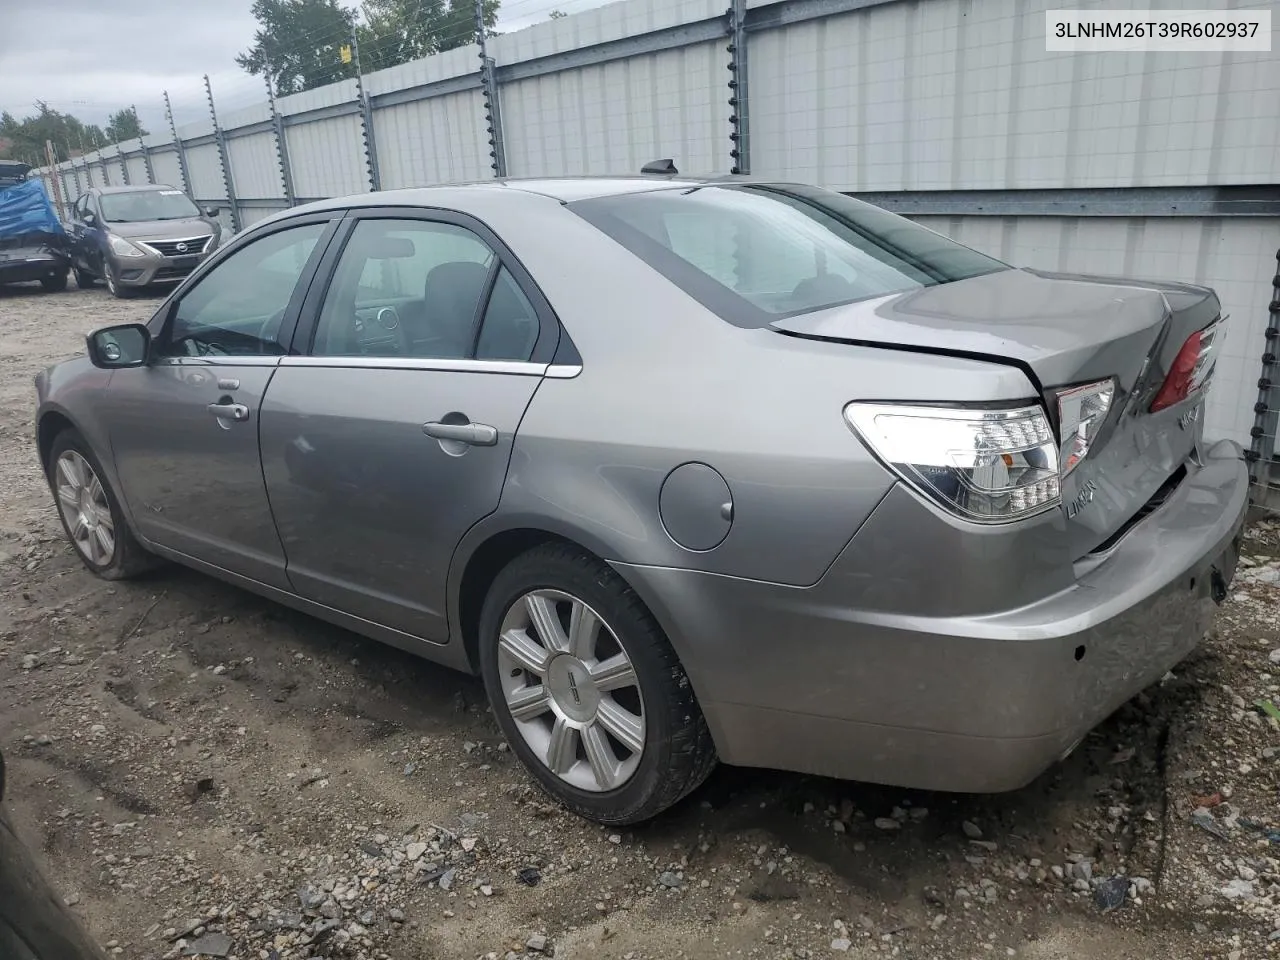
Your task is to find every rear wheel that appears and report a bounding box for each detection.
[479,543,717,824]
[48,429,155,580]
[40,270,68,293]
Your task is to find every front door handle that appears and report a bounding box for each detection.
[207,401,249,423]
[423,420,498,446]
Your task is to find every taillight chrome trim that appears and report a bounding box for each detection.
[1190,315,1222,392]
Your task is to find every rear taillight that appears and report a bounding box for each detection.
[1056,379,1114,476]
[1150,319,1221,413]
[844,402,1061,523]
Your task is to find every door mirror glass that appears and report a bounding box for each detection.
[203,206,219,218]
[86,323,150,368]
[83,211,96,226]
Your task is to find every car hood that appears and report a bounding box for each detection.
[106,217,217,241]
[769,266,1218,393]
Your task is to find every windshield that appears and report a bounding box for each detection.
[100,189,200,223]
[570,184,1009,327]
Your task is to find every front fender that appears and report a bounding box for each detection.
[34,358,140,535]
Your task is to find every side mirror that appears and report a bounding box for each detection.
[203,206,219,218]
[83,211,97,226]
[86,323,151,369]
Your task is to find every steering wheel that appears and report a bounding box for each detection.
[184,338,229,358]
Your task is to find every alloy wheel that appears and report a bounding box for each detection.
[498,589,646,792]
[54,451,115,566]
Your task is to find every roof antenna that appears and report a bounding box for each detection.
[641,159,678,176]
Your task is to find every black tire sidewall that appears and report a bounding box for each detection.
[478,547,687,823]
[47,430,130,577]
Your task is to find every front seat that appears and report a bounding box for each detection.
[423,261,490,358]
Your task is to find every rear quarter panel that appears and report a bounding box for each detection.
[453,195,1042,586]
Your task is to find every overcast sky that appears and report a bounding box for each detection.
[0,0,261,132]
[1,0,599,137]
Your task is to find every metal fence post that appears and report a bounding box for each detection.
[727,0,751,174]
[134,105,155,184]
[97,135,111,186]
[351,32,382,192]
[263,69,296,206]
[476,0,507,177]
[164,90,192,196]
[204,74,242,232]
[70,155,83,196]
[117,140,131,185]
[1248,247,1280,490]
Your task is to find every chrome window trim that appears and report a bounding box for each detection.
[545,364,582,379]
[152,355,282,367]
[275,357,584,377]
[280,356,547,375]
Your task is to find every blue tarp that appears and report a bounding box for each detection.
[0,179,65,239]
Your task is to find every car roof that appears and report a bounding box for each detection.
[289,174,783,213]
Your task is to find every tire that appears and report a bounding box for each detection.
[73,267,96,289]
[47,429,156,580]
[479,543,717,824]
[104,269,131,299]
[40,270,68,293]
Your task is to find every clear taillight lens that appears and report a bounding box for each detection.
[1056,379,1113,476]
[844,402,1061,523]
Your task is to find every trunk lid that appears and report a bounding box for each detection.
[771,267,1222,559]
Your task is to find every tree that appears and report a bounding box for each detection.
[236,0,359,96]
[105,108,147,144]
[236,0,501,95]
[0,104,106,166]
[359,0,499,68]
[548,9,568,18]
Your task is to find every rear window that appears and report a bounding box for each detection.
[570,184,1008,327]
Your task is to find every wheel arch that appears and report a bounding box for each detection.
[452,525,585,675]
[36,409,77,477]
[448,517,694,681]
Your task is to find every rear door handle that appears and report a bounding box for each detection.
[423,421,498,446]
[207,401,249,422]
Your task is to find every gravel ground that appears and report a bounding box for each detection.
[2,280,1279,960]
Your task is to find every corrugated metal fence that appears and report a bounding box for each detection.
[33,0,1280,460]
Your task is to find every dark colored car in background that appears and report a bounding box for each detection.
[0,161,71,293]
[68,185,221,297]
[0,751,108,960]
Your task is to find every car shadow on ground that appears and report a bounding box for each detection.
[104,556,1204,888]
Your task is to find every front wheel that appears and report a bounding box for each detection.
[104,269,132,299]
[479,543,717,824]
[47,430,156,580]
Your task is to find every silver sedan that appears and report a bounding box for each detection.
[34,175,1246,824]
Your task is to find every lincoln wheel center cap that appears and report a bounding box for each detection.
[546,654,600,723]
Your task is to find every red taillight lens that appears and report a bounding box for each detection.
[1150,330,1202,413]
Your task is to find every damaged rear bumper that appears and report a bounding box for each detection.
[614,439,1247,792]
